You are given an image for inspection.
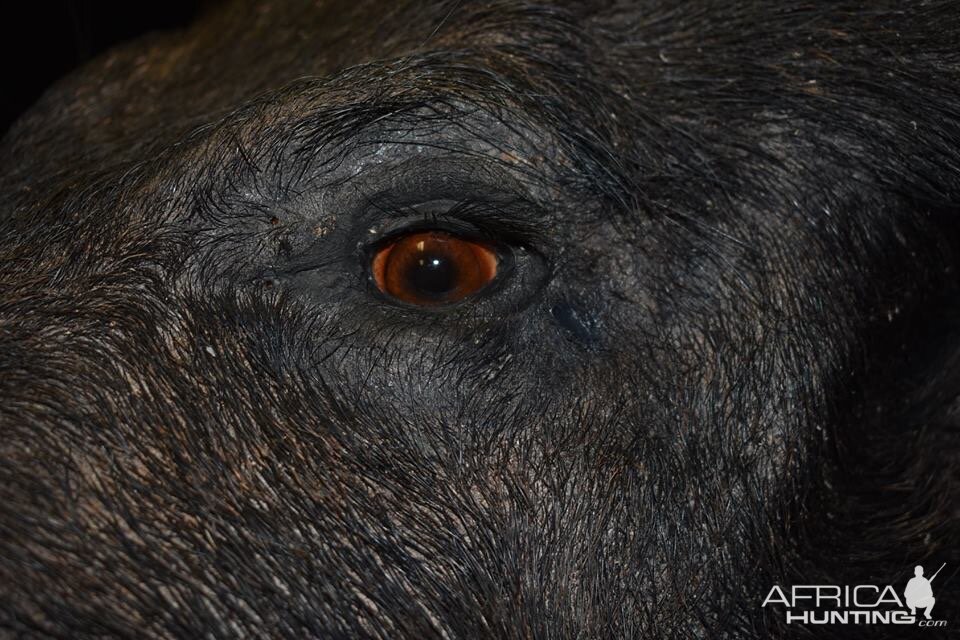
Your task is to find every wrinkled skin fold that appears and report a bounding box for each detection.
[1,1,959,638]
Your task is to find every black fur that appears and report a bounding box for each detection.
[1,1,959,638]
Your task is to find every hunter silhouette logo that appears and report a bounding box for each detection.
[905,563,944,620]
[762,563,949,627]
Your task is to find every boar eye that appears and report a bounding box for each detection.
[370,230,499,306]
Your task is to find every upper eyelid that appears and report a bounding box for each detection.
[362,197,525,229]
[358,197,550,254]
[363,213,501,252]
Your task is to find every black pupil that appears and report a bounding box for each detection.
[405,250,459,298]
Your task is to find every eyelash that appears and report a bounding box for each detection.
[360,197,544,254]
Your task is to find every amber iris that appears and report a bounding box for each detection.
[371,231,498,305]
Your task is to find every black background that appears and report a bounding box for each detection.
[2,2,201,137]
